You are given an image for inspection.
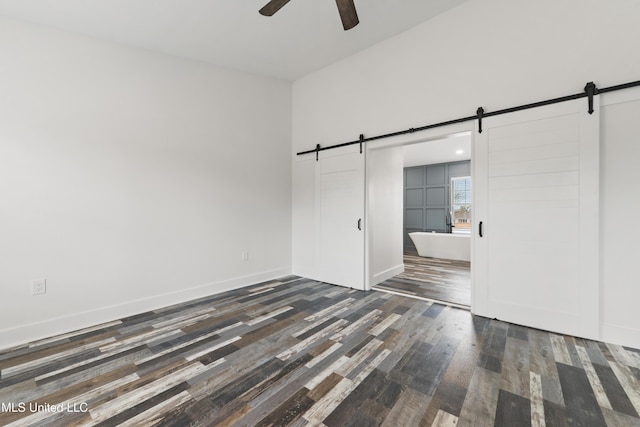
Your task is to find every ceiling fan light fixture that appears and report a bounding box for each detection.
[259,0,359,30]
[259,0,291,17]
[335,0,359,30]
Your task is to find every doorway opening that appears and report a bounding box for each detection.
[368,132,472,308]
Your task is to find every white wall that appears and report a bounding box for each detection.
[367,147,404,286]
[292,0,640,347]
[0,17,292,349]
[291,158,316,279]
[600,87,640,347]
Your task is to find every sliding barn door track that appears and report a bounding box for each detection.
[298,78,640,159]
[371,286,471,311]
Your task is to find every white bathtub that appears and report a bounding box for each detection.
[409,232,470,262]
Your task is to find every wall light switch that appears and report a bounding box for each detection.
[241,251,249,262]
[32,279,46,295]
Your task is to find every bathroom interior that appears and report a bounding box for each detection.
[373,133,472,307]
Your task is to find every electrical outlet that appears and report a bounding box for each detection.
[241,251,249,262]
[32,279,46,295]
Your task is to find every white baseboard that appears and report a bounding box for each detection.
[370,264,404,287]
[0,267,291,351]
[602,323,640,350]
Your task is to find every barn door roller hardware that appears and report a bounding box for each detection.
[297,78,640,157]
[476,107,484,134]
[584,82,597,114]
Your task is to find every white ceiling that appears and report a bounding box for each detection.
[402,133,471,168]
[0,0,468,81]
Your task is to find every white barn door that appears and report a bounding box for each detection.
[473,99,599,340]
[316,145,365,290]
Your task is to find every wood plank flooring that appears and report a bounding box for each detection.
[374,252,471,307]
[1,276,639,426]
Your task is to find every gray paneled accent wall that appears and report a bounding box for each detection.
[404,160,470,251]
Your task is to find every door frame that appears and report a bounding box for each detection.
[364,123,475,295]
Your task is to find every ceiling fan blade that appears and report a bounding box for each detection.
[335,0,359,30]
[259,0,291,16]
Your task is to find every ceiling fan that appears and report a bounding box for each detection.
[259,0,359,31]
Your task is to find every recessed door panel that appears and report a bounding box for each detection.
[405,167,424,187]
[425,208,447,230]
[425,188,446,206]
[405,208,424,229]
[405,188,424,207]
[426,164,446,185]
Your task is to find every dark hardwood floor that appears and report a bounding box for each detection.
[374,252,471,307]
[1,276,639,426]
